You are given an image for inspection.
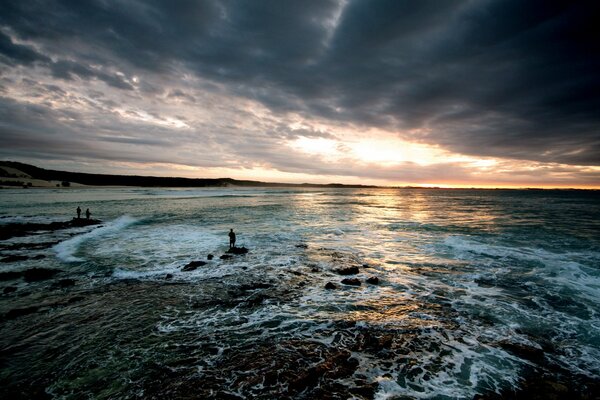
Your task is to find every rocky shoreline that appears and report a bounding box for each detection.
[1,230,599,399]
[0,218,102,241]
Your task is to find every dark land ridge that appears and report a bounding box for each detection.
[0,161,377,189]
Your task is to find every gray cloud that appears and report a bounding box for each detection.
[0,0,599,183]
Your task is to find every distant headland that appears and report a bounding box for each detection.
[0,161,378,189]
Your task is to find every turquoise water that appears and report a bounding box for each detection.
[1,187,599,398]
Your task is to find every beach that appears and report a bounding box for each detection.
[1,187,599,399]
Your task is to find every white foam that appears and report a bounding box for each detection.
[54,215,138,262]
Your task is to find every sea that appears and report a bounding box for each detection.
[1,187,599,399]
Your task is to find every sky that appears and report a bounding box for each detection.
[0,0,599,188]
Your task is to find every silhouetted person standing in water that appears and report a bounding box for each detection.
[85,208,91,220]
[76,206,81,219]
[229,229,236,249]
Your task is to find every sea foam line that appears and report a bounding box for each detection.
[54,215,138,262]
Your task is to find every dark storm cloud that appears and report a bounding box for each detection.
[0,0,599,169]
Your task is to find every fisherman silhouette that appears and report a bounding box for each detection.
[76,206,81,219]
[85,208,91,220]
[229,229,236,249]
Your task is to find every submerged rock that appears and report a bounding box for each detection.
[220,254,233,260]
[23,267,62,282]
[341,278,361,286]
[0,254,29,263]
[207,254,214,260]
[325,282,337,290]
[0,218,102,240]
[182,261,206,271]
[366,276,379,285]
[164,273,173,280]
[0,271,23,281]
[4,305,40,320]
[3,286,17,294]
[226,246,249,255]
[295,243,308,249]
[52,278,76,288]
[334,266,359,275]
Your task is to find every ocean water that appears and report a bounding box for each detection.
[1,187,599,399]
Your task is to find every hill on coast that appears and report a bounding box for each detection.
[0,161,377,189]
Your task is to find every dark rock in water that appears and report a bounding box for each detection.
[295,243,308,249]
[1,254,29,263]
[220,254,233,260]
[334,266,359,275]
[362,263,372,268]
[207,254,214,260]
[0,218,102,240]
[341,278,361,286]
[164,273,173,280]
[214,392,244,400]
[23,267,62,282]
[3,286,17,294]
[498,341,545,364]
[350,380,379,399]
[52,278,76,288]
[182,261,206,271]
[226,246,249,255]
[288,350,359,393]
[0,271,23,281]
[325,282,337,290]
[0,241,59,251]
[4,305,40,320]
[239,282,272,291]
[366,276,379,285]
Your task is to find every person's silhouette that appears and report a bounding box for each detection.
[229,229,236,249]
[76,206,81,219]
[85,208,91,219]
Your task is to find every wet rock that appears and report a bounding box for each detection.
[244,293,270,308]
[334,266,359,275]
[214,392,244,400]
[0,271,23,281]
[366,276,379,285]
[164,273,173,280]
[341,278,361,286]
[3,286,17,294]
[182,261,206,271]
[295,243,308,249]
[0,218,102,240]
[0,241,59,251]
[23,267,62,282]
[52,278,76,288]
[311,266,320,273]
[207,254,214,260]
[220,254,233,260]
[239,282,272,291]
[4,305,40,320]
[226,246,249,255]
[362,264,372,268]
[325,282,337,290]
[0,254,29,263]
[289,350,359,393]
[354,331,394,352]
[350,380,379,399]
[498,341,545,364]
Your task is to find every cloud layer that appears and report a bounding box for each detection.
[0,0,599,186]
